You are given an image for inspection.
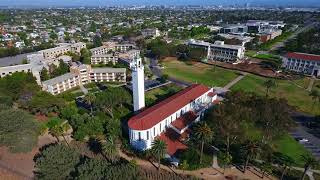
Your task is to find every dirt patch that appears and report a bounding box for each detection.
[205,60,285,78]
[0,134,57,179]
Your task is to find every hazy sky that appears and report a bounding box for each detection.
[0,0,319,7]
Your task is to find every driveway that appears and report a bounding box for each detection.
[290,111,320,159]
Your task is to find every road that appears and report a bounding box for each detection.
[269,22,315,52]
[290,111,320,160]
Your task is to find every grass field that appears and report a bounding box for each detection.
[231,74,320,115]
[273,134,311,166]
[162,60,239,87]
[145,84,182,106]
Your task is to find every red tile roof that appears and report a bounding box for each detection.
[171,111,197,131]
[286,52,320,62]
[128,84,212,130]
[159,128,188,156]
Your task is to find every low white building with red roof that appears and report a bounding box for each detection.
[128,84,217,156]
[282,52,320,77]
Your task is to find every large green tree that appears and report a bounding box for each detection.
[34,144,80,180]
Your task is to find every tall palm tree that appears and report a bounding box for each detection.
[301,155,319,180]
[100,136,118,163]
[243,140,261,173]
[274,153,295,180]
[84,93,96,115]
[50,121,71,148]
[193,122,213,164]
[151,139,167,171]
[263,79,276,97]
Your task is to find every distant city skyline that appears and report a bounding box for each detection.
[0,0,320,7]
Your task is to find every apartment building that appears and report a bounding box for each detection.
[282,52,320,77]
[0,64,33,78]
[43,63,127,95]
[141,28,161,38]
[41,42,86,59]
[90,46,110,55]
[42,73,81,95]
[91,53,119,65]
[70,64,91,84]
[89,68,126,83]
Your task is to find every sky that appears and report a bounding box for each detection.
[0,0,319,7]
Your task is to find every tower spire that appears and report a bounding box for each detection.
[131,56,145,112]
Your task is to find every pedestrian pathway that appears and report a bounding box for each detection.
[223,72,248,90]
[307,77,315,92]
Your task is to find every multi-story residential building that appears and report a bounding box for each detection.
[0,64,33,78]
[141,28,161,38]
[90,46,110,55]
[41,42,86,59]
[70,64,91,84]
[114,43,135,52]
[89,68,126,83]
[91,53,119,65]
[43,63,127,95]
[282,52,320,77]
[42,73,81,95]
[187,39,245,62]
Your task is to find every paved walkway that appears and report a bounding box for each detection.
[307,77,315,92]
[223,72,248,90]
[79,84,88,95]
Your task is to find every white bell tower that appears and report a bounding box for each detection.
[131,57,145,112]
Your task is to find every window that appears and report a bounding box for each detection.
[160,123,162,132]
[147,131,149,140]
[153,127,155,136]
[138,132,141,141]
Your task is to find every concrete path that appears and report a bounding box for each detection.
[307,78,315,92]
[79,84,88,95]
[223,72,248,90]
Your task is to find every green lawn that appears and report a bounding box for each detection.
[145,84,182,106]
[231,74,320,115]
[162,60,238,87]
[273,134,311,166]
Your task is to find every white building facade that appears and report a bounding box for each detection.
[128,84,217,152]
[282,52,320,77]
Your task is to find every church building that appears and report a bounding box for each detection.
[128,57,218,156]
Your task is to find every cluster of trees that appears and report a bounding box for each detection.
[34,144,195,180]
[40,60,70,81]
[146,39,206,61]
[179,91,316,179]
[285,28,320,55]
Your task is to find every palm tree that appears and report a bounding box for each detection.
[243,140,261,173]
[49,121,71,148]
[193,122,213,164]
[218,152,232,174]
[263,79,276,97]
[301,155,319,180]
[151,139,167,171]
[274,153,295,180]
[100,136,118,163]
[84,93,96,115]
[260,162,272,179]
